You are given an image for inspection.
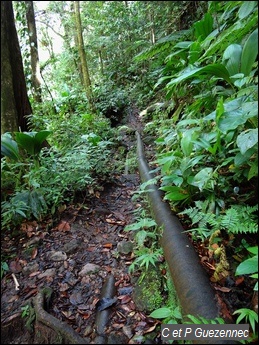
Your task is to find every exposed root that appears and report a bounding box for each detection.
[33,288,88,344]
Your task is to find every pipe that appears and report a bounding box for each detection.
[94,274,117,343]
[136,131,235,344]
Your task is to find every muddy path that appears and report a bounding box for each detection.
[1,108,163,344]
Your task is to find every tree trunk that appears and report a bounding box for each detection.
[98,50,104,76]
[1,1,32,134]
[25,1,42,103]
[149,9,155,45]
[74,1,95,112]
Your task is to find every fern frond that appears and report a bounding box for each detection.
[225,205,258,234]
[221,208,239,231]
[178,207,202,225]
[231,221,258,234]
[199,212,215,230]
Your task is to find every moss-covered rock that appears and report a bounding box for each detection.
[132,267,165,313]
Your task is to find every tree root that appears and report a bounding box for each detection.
[33,288,88,344]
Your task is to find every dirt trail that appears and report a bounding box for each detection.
[1,109,162,344]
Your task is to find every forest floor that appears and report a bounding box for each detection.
[1,107,258,344]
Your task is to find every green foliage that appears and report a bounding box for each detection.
[148,2,258,217]
[184,314,225,325]
[15,131,52,157]
[179,203,258,240]
[21,305,31,318]
[1,197,30,230]
[129,247,163,273]
[1,108,117,230]
[149,306,182,324]
[233,308,258,335]
[124,217,156,231]
[1,189,47,230]
[235,246,258,291]
[1,130,52,170]
[1,133,20,161]
[93,82,130,122]
[1,261,9,279]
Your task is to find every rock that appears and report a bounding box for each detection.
[79,263,100,276]
[47,251,67,261]
[107,331,129,344]
[62,239,80,254]
[38,268,56,279]
[22,262,39,276]
[117,240,134,254]
[132,267,165,313]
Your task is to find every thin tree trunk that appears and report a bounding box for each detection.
[1,1,31,133]
[149,10,155,45]
[74,1,94,112]
[25,1,42,103]
[98,50,104,75]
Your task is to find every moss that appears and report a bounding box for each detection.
[133,267,165,313]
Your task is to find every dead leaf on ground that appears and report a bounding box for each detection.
[29,271,41,277]
[214,285,231,292]
[61,310,75,320]
[118,295,132,304]
[77,310,91,319]
[57,220,70,232]
[143,323,158,334]
[235,276,244,285]
[20,221,38,237]
[31,247,38,259]
[106,218,126,225]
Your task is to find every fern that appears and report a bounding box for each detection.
[221,208,239,230]
[228,205,258,234]
[179,203,258,239]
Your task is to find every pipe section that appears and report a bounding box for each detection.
[136,131,235,344]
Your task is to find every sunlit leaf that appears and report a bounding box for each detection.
[223,44,242,76]
[238,1,257,19]
[236,256,258,275]
[188,168,213,191]
[166,64,233,87]
[236,129,258,154]
[241,28,258,76]
[149,307,172,319]
[1,133,20,161]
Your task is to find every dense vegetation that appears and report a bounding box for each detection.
[1,1,258,341]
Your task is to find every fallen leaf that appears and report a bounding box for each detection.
[77,310,91,319]
[105,218,126,225]
[29,271,41,277]
[143,324,158,334]
[61,310,75,320]
[214,285,231,292]
[104,266,112,272]
[23,288,38,299]
[235,276,244,286]
[118,295,132,304]
[103,243,113,249]
[57,220,70,232]
[31,248,38,259]
[20,221,38,237]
